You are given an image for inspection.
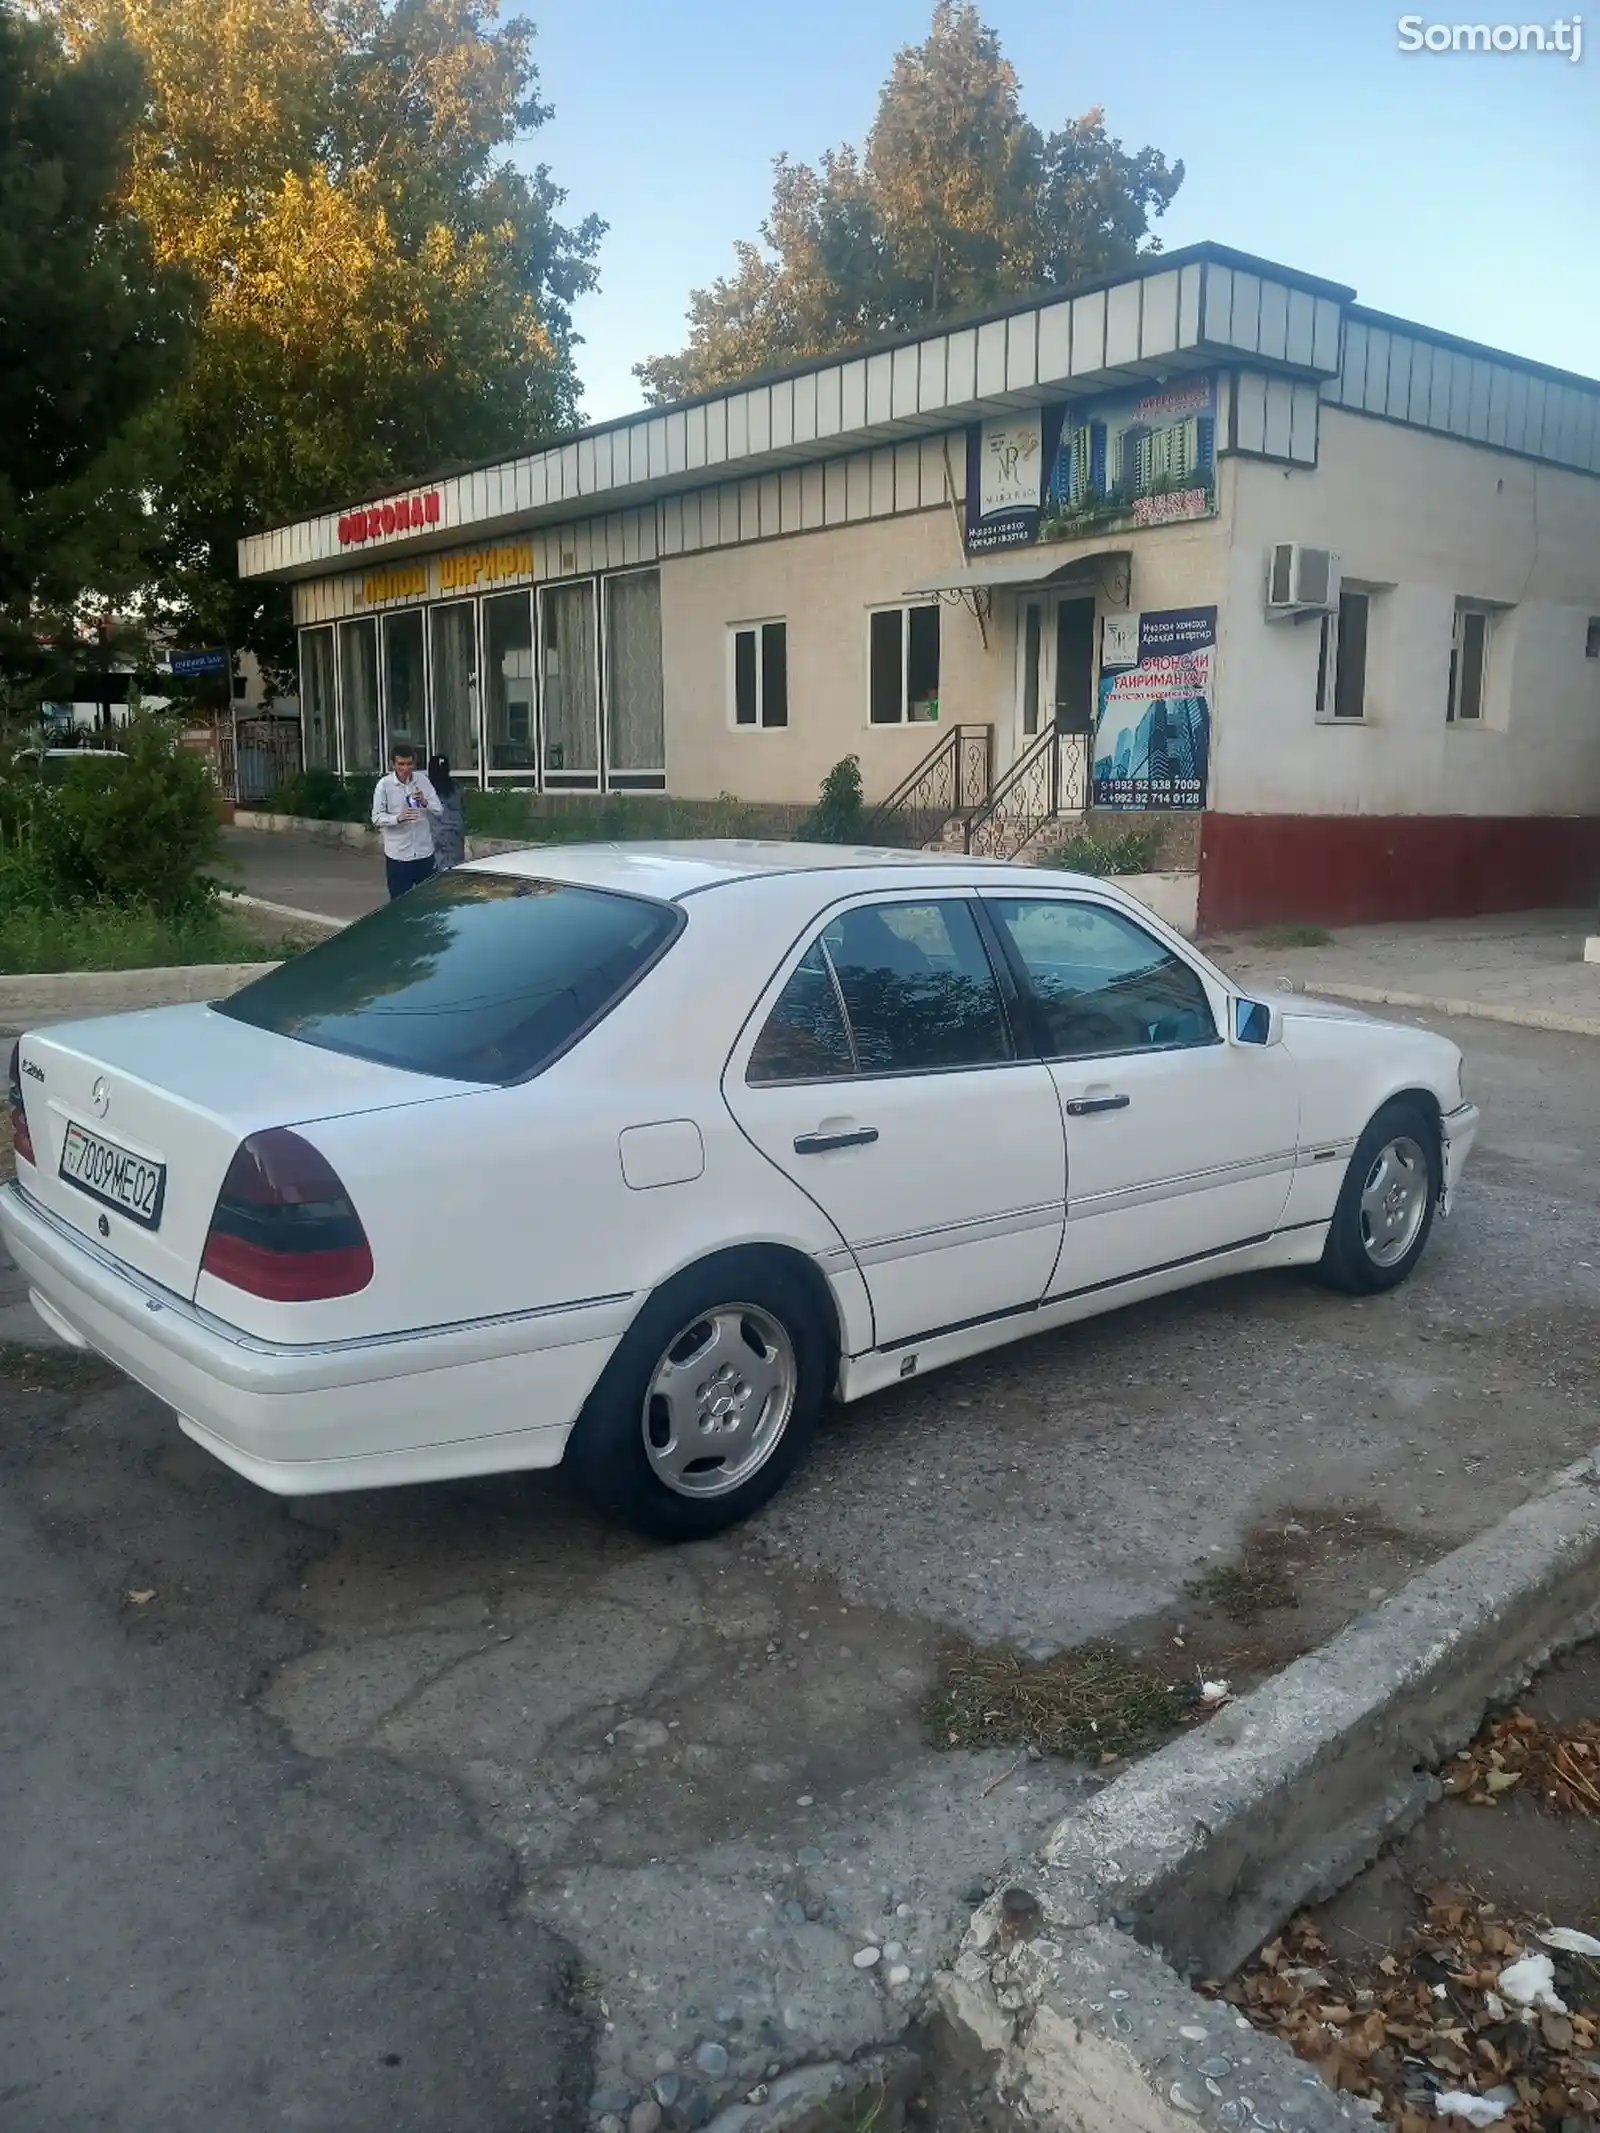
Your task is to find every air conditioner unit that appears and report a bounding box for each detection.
[1265,543,1341,619]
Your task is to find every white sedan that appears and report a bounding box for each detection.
[2,844,1478,1538]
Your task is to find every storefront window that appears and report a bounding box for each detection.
[338,617,381,773]
[604,570,665,777]
[382,609,426,756]
[429,602,478,781]
[299,627,335,770]
[484,591,536,773]
[541,581,599,784]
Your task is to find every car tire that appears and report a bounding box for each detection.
[1318,1098,1441,1295]
[562,1249,832,1542]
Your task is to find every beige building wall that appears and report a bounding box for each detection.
[659,502,1234,808]
[1213,407,1600,817]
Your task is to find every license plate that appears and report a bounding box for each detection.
[59,1121,166,1230]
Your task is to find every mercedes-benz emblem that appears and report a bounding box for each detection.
[90,1077,110,1118]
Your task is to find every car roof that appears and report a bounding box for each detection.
[459,839,1105,901]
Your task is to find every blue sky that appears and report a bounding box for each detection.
[529,0,1595,424]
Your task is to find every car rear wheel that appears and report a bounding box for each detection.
[1319,1098,1440,1294]
[563,1251,830,1541]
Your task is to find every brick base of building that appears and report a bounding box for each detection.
[1198,814,1600,933]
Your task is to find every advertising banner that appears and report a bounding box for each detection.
[965,375,1217,554]
[1092,606,1214,813]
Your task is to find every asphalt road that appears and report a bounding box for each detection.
[2,1009,1596,2130]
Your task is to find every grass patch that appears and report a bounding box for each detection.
[928,1638,1197,1761]
[1038,826,1164,878]
[1187,1553,1301,1626]
[0,1341,119,1392]
[0,898,284,973]
[1187,1508,1411,1626]
[1252,921,1333,949]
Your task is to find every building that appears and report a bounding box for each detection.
[237,241,1600,928]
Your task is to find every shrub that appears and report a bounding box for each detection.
[800,755,865,844]
[15,716,222,915]
[1040,826,1164,877]
[264,768,368,821]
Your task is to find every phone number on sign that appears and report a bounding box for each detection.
[1094,778,1204,811]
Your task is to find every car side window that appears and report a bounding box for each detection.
[820,899,1011,1074]
[990,898,1217,1059]
[747,942,855,1083]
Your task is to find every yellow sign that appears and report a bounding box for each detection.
[439,542,533,593]
[361,563,428,606]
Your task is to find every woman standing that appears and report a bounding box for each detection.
[426,754,466,871]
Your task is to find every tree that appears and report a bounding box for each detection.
[636,2,1182,404]
[0,4,195,692]
[53,0,603,674]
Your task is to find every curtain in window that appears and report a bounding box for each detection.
[484,592,536,771]
[542,582,598,778]
[429,603,479,777]
[300,629,335,769]
[382,609,426,757]
[604,571,664,772]
[338,618,381,773]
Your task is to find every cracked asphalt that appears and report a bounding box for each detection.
[2,1010,1597,2131]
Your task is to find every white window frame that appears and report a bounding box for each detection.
[866,600,941,727]
[727,617,788,732]
[1447,601,1496,725]
[1315,587,1374,725]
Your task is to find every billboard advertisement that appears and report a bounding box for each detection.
[1092,606,1214,813]
[965,375,1217,554]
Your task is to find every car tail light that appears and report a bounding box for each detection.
[201,1129,372,1301]
[7,1042,36,1167]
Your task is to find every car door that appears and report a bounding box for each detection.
[980,893,1301,1297]
[723,894,1067,1351]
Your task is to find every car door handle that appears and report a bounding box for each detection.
[1063,1094,1130,1116]
[792,1127,880,1155]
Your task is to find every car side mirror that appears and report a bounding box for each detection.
[1232,997,1283,1047]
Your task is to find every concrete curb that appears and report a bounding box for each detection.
[1301,978,1600,1041]
[221,889,347,932]
[936,1447,1600,2129]
[0,964,276,1029]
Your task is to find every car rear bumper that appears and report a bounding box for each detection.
[0,1180,631,1493]
[1440,1100,1480,1212]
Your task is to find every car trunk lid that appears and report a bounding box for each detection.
[14,1003,471,1300]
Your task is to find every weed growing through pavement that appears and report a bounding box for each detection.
[928,1640,1198,1761]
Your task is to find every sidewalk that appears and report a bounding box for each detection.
[218,823,385,923]
[1211,907,1600,1038]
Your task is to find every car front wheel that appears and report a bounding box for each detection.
[1319,1098,1441,1294]
[563,1251,831,1541]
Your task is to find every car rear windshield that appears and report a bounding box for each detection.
[219,872,681,1085]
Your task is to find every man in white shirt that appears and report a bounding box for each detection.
[371,744,444,899]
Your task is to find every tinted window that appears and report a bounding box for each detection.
[747,943,854,1083]
[821,900,1010,1074]
[220,873,679,1085]
[992,899,1215,1059]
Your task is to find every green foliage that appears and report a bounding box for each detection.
[1253,922,1333,949]
[800,756,866,845]
[58,0,604,675]
[637,2,1182,401]
[461,787,774,843]
[265,767,370,821]
[1,713,221,915]
[1040,825,1163,877]
[0,883,279,972]
[0,4,196,684]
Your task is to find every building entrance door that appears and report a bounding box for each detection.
[1011,593,1097,811]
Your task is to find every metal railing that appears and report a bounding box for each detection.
[964,726,1090,860]
[864,722,993,848]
